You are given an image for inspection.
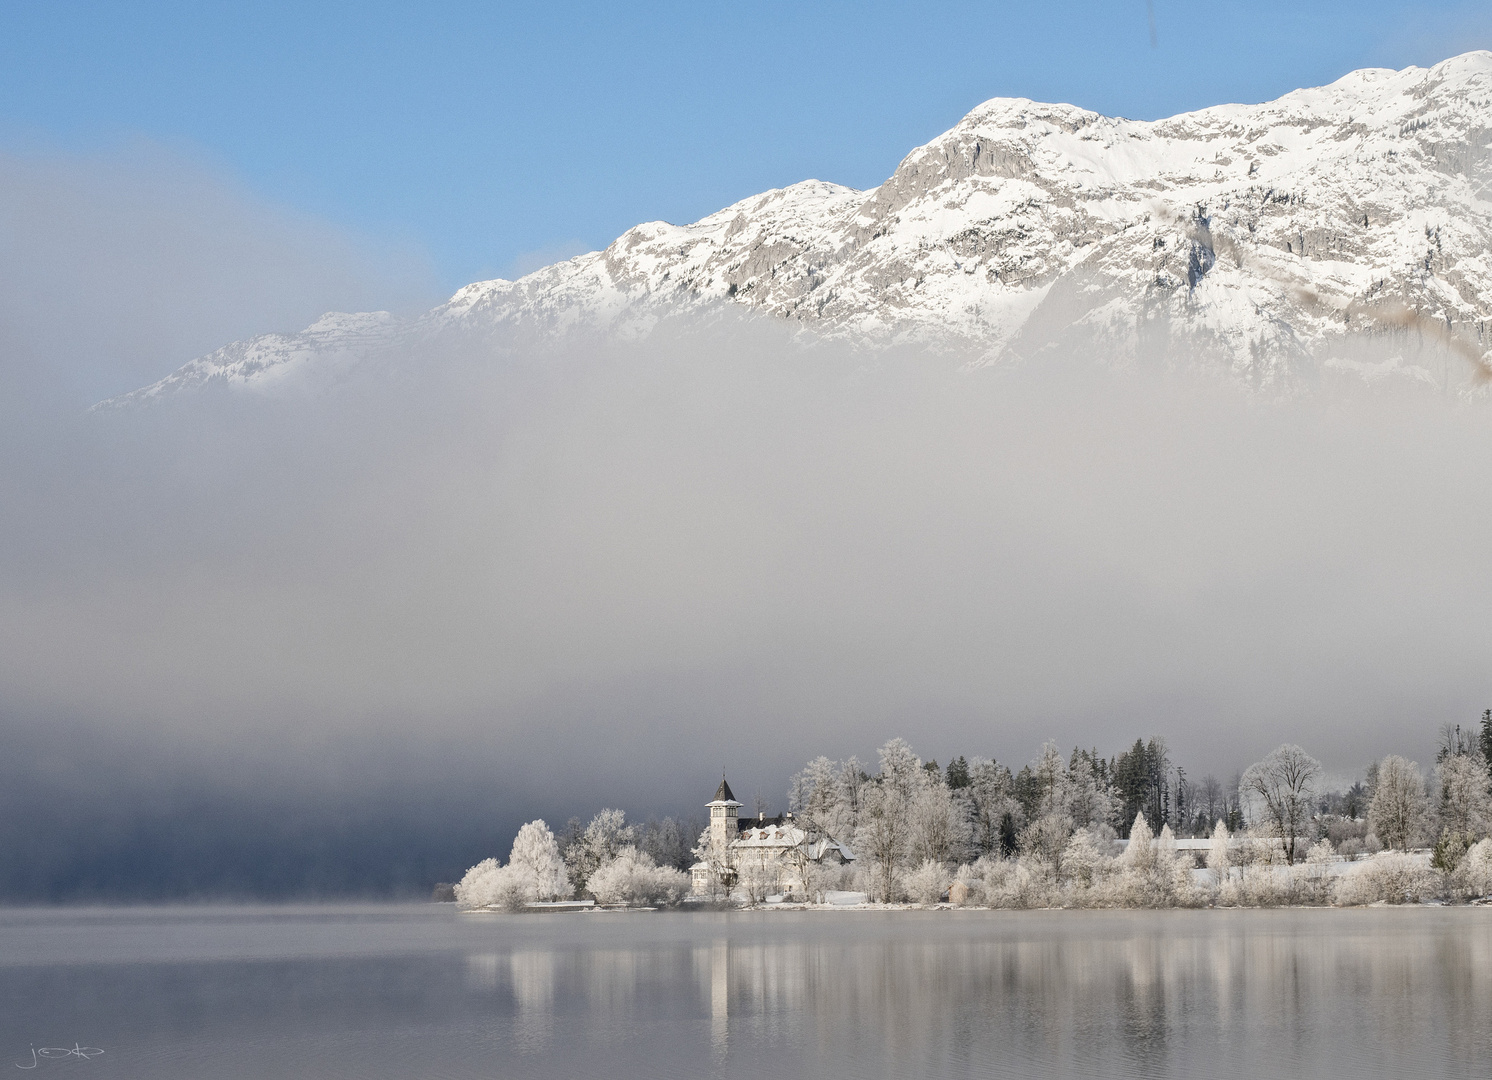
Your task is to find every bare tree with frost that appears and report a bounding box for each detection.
[1436,750,1492,841]
[856,779,906,902]
[908,779,965,865]
[1240,744,1322,865]
[1368,755,1428,850]
[876,738,923,804]
[564,808,635,895]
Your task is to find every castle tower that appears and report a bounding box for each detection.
[707,776,742,861]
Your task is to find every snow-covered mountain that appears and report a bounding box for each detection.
[102,52,1492,406]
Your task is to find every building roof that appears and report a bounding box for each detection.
[738,814,789,832]
[711,777,738,804]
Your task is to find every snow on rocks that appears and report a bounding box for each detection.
[101,52,1492,407]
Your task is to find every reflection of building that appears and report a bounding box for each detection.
[690,777,855,897]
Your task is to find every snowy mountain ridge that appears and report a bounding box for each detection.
[102,52,1492,406]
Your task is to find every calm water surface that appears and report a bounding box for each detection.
[1,904,1488,1079]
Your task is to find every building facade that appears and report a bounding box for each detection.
[690,777,855,899]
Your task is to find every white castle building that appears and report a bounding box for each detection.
[690,777,855,898]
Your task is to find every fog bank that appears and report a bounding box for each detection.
[3,312,1491,896]
[4,143,1491,898]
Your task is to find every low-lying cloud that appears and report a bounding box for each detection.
[3,149,1491,898]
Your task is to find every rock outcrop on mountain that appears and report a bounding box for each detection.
[102,52,1492,406]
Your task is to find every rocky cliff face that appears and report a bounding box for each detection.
[103,52,1492,406]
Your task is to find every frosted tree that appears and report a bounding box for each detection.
[1368,755,1428,850]
[1061,828,1109,888]
[455,821,574,910]
[877,738,923,804]
[856,779,907,901]
[1240,744,1322,864]
[637,817,691,870]
[1033,742,1071,817]
[507,820,572,902]
[820,756,866,846]
[1018,742,1076,871]
[1436,751,1492,840]
[1018,812,1073,872]
[967,758,1019,855]
[1066,751,1115,830]
[1121,812,1155,870]
[587,847,690,906]
[789,756,841,835]
[454,858,504,910]
[908,779,966,865]
[1458,838,1492,896]
[564,808,636,895]
[689,827,732,900]
[1206,820,1231,886]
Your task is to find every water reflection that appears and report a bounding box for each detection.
[456,911,1492,1080]
[3,908,1490,1079]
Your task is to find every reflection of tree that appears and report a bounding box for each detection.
[510,950,555,1053]
[472,915,1492,1078]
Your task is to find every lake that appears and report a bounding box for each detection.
[1,904,1488,1078]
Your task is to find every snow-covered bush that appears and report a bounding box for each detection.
[904,859,951,906]
[455,857,502,909]
[950,862,982,905]
[1453,838,1492,898]
[1296,839,1339,903]
[1087,816,1199,908]
[587,847,690,906]
[454,858,532,911]
[801,860,853,904]
[983,856,1056,909]
[1061,828,1110,889]
[1333,850,1439,905]
[454,819,573,910]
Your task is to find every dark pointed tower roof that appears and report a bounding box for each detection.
[713,776,737,803]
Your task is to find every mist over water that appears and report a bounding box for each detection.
[3,906,1489,1079]
[4,150,1492,898]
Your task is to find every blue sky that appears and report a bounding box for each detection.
[3,1,1490,293]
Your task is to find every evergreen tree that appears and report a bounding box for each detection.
[945,756,971,790]
[1481,709,1492,778]
[998,811,1019,857]
[1113,739,1169,834]
[1013,764,1042,824]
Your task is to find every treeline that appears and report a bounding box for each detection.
[777,713,1492,905]
[455,713,1492,909]
[555,813,701,874]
